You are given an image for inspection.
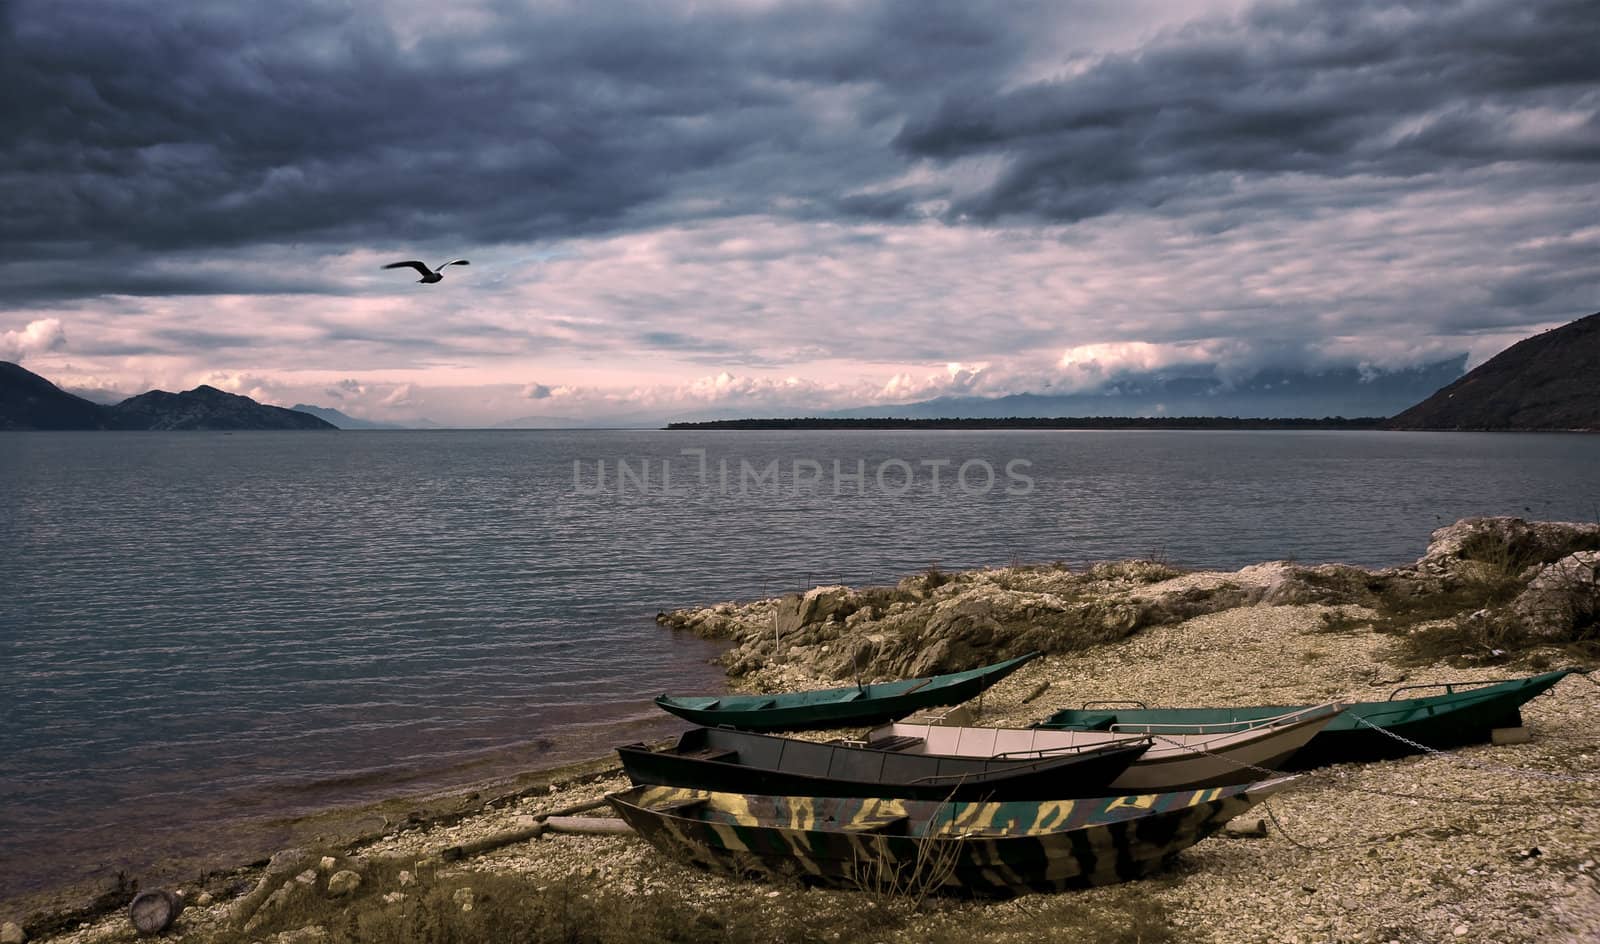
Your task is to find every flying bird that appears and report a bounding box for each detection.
[383,259,470,283]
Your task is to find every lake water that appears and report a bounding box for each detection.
[2,429,1598,907]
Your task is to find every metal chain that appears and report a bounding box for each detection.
[1089,673,1600,850]
[1143,731,1555,806]
[1347,716,1600,785]
[1133,710,1600,851]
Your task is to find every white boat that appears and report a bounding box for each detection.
[864,702,1343,791]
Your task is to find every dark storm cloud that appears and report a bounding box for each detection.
[895,0,1600,221]
[0,0,1027,301]
[3,0,1596,320]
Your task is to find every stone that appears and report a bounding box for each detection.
[326,870,362,897]
[244,879,313,933]
[1453,924,1469,936]
[1,921,25,944]
[398,870,415,887]
[1418,517,1600,574]
[1510,551,1600,640]
[267,848,312,875]
[319,856,337,871]
[452,887,475,912]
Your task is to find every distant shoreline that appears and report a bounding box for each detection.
[665,416,1388,430]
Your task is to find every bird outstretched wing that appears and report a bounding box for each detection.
[437,259,470,268]
[384,261,434,276]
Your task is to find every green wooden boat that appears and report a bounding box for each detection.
[607,777,1295,897]
[654,652,1041,732]
[1035,669,1579,768]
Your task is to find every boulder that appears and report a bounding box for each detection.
[1240,562,1376,606]
[1417,517,1600,576]
[231,848,314,924]
[1,921,26,944]
[775,586,861,636]
[243,879,314,933]
[1511,551,1600,640]
[326,870,362,898]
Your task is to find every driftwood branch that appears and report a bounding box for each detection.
[544,816,634,835]
[438,798,628,860]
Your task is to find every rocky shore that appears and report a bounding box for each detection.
[7,517,1599,944]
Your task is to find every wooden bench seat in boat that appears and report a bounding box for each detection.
[864,735,924,753]
[680,747,739,762]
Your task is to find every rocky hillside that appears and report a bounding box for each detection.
[0,361,107,430]
[1384,312,1600,430]
[658,516,1600,684]
[108,385,335,431]
[0,362,334,431]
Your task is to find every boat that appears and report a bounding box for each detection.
[866,701,1343,791]
[607,777,1296,897]
[1034,669,1579,768]
[616,725,1151,801]
[653,651,1041,732]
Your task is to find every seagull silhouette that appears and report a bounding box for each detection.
[383,259,470,284]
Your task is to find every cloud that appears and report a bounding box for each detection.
[1,318,67,362]
[381,384,415,407]
[893,0,1600,222]
[2,0,1595,423]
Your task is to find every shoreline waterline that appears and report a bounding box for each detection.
[0,737,650,924]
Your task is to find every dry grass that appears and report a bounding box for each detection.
[185,854,921,944]
[1371,529,1598,667]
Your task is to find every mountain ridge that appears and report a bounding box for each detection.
[1383,313,1600,430]
[1,362,334,431]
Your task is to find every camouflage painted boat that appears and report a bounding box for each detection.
[868,701,1342,791]
[607,778,1295,897]
[654,652,1041,732]
[1035,670,1578,768]
[616,725,1151,801]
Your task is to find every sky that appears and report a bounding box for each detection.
[2,0,1597,425]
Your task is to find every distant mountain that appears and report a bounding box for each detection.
[1,361,108,430]
[1385,313,1600,431]
[1,362,336,430]
[291,404,405,429]
[819,359,1466,421]
[109,386,336,430]
[64,385,134,405]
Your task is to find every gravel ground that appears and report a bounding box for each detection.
[19,600,1600,944]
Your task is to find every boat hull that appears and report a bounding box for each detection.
[872,703,1341,791]
[655,652,1040,732]
[617,726,1150,801]
[608,779,1293,897]
[1036,670,1576,768]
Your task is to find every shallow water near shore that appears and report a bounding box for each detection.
[2,428,1598,910]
